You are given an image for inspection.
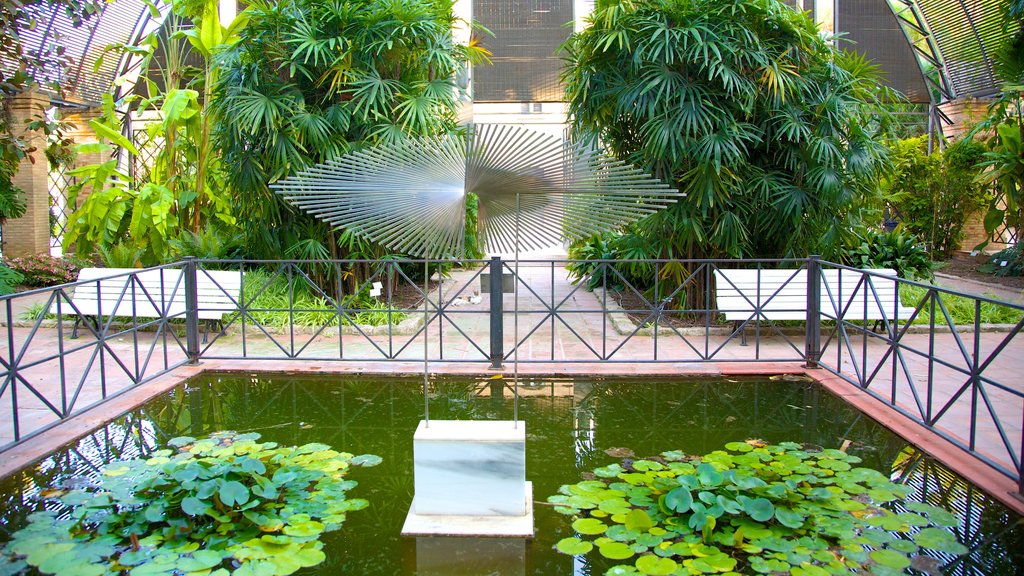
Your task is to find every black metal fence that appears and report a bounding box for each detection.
[0,256,1021,493]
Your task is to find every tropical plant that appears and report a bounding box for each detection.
[0,264,23,295]
[213,0,489,262]
[0,431,381,576]
[549,441,967,575]
[561,0,896,264]
[844,229,933,280]
[883,137,989,259]
[62,0,242,266]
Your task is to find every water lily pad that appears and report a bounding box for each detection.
[624,509,654,532]
[870,549,910,569]
[556,537,593,556]
[774,507,804,529]
[599,541,635,560]
[663,487,693,513]
[635,555,678,575]
[572,518,608,535]
[912,527,968,554]
[741,497,775,522]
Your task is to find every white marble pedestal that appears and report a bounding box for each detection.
[401,420,534,537]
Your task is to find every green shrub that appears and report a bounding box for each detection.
[845,230,933,280]
[885,137,989,259]
[5,254,86,287]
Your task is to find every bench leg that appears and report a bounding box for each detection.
[737,321,747,346]
[71,317,81,339]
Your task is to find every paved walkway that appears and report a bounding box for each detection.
[0,263,1021,511]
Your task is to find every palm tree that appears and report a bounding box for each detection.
[562,0,896,262]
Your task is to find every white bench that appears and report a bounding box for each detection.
[713,267,917,344]
[52,267,242,342]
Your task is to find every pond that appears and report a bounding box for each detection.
[0,373,1021,575]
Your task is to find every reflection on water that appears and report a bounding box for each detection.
[0,374,1021,575]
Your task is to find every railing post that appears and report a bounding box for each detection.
[805,255,821,368]
[489,256,504,369]
[184,256,200,365]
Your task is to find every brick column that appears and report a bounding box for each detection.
[3,89,53,258]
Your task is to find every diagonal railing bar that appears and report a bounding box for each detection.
[843,286,928,403]
[970,316,1024,376]
[972,378,1022,472]
[712,265,809,355]
[230,264,297,358]
[605,263,717,360]
[500,261,604,360]
[607,264,654,310]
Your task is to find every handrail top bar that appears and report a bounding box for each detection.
[2,257,1021,312]
[0,261,191,301]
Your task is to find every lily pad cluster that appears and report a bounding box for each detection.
[549,441,967,575]
[0,431,382,576]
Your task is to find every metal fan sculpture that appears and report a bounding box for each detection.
[271,123,681,258]
[273,123,680,424]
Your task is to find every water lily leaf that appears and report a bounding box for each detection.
[724,442,753,453]
[556,537,593,556]
[912,528,968,554]
[742,497,774,522]
[906,502,957,527]
[635,555,677,575]
[791,563,829,576]
[219,481,250,507]
[632,460,664,472]
[696,463,723,487]
[887,539,919,554]
[624,509,654,532]
[181,496,208,516]
[178,549,224,571]
[595,464,624,478]
[664,487,693,513]
[144,504,165,523]
[168,436,195,448]
[599,541,635,560]
[231,559,277,576]
[774,507,804,529]
[870,549,910,569]
[350,454,382,467]
[239,457,267,475]
[572,518,608,535]
[599,497,633,515]
[605,525,641,542]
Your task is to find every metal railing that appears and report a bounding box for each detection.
[0,256,1021,494]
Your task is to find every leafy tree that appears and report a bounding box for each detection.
[562,0,896,263]
[213,0,489,261]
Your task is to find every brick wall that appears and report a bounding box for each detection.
[3,90,53,258]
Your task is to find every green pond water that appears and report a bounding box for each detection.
[0,373,1022,575]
